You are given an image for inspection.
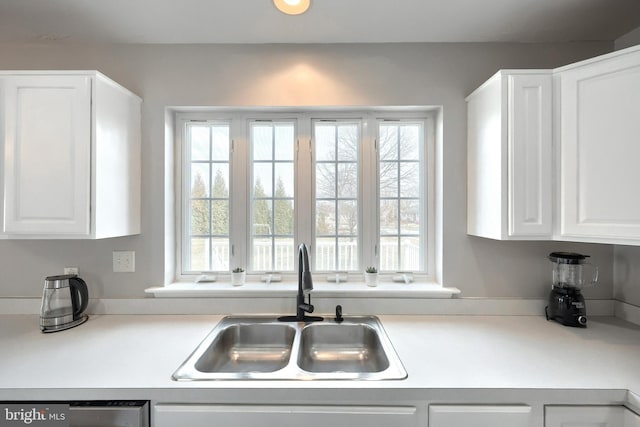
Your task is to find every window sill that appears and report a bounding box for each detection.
[145,282,460,299]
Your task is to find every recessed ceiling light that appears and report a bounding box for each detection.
[273,0,311,15]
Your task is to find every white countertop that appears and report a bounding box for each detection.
[1,314,639,402]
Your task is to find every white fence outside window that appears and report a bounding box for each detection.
[208,240,419,272]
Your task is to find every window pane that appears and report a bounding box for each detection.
[250,121,295,272]
[315,125,336,161]
[399,125,420,160]
[379,125,398,160]
[315,237,336,271]
[211,200,229,235]
[379,236,398,272]
[400,162,419,198]
[400,200,420,235]
[337,163,357,198]
[184,122,231,273]
[379,162,398,197]
[380,199,397,235]
[313,120,360,272]
[274,237,295,271]
[211,238,230,271]
[253,199,272,235]
[190,163,210,198]
[190,200,210,235]
[337,237,358,270]
[338,200,357,236]
[275,125,294,160]
[190,126,210,161]
[211,164,229,197]
[316,163,336,198]
[316,200,336,235]
[400,237,420,271]
[337,124,358,161]
[274,163,294,198]
[378,121,425,273]
[253,125,273,160]
[252,237,272,271]
[274,199,294,235]
[190,238,210,271]
[253,163,273,198]
[212,126,229,161]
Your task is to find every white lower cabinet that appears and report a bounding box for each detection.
[429,404,532,427]
[153,404,419,427]
[545,406,640,427]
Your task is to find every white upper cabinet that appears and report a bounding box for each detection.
[0,71,141,239]
[557,46,640,244]
[468,45,640,246]
[467,70,553,240]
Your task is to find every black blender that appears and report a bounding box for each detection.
[545,252,598,328]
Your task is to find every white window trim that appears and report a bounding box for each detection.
[173,107,436,284]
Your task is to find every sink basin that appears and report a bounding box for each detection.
[298,323,389,373]
[195,323,295,373]
[172,315,406,381]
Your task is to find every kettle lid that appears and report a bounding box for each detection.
[45,274,78,281]
[548,252,590,264]
[44,274,79,289]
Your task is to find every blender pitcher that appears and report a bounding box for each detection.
[548,252,598,289]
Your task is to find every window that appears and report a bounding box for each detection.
[250,121,296,272]
[177,109,434,281]
[182,122,231,273]
[314,120,360,271]
[378,122,424,271]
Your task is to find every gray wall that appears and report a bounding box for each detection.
[614,246,640,306]
[615,26,640,50]
[0,42,615,300]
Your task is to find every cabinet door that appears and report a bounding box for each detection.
[154,404,418,427]
[545,405,638,427]
[429,404,532,427]
[467,71,552,240]
[559,48,640,243]
[508,73,553,237]
[3,75,91,235]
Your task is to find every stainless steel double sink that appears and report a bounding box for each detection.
[172,316,407,381]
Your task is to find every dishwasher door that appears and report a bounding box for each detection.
[70,401,149,427]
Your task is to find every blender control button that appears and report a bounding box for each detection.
[578,316,587,325]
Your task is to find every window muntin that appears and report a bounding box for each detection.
[313,120,360,272]
[378,122,424,272]
[183,122,231,273]
[250,121,296,272]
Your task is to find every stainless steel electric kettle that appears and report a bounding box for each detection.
[40,274,89,333]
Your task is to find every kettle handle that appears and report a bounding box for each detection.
[69,277,89,317]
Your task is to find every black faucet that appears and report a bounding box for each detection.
[278,243,323,322]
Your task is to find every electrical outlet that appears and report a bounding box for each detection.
[113,251,135,273]
[64,267,79,275]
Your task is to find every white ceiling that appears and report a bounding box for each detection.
[0,0,639,44]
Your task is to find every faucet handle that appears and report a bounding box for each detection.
[334,305,344,323]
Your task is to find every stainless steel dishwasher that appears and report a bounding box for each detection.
[1,401,149,427]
